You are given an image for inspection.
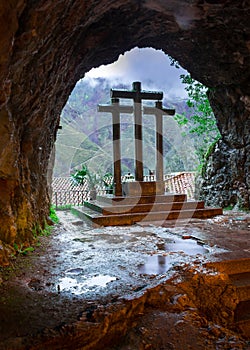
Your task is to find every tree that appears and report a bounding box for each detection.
[175,74,221,170]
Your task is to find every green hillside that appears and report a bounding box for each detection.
[54,78,199,177]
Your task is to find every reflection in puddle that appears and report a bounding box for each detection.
[139,255,171,274]
[139,237,209,275]
[86,275,117,287]
[165,238,208,255]
[58,275,116,295]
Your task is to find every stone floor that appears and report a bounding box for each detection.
[0,209,249,349]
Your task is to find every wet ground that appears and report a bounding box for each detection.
[0,210,250,349]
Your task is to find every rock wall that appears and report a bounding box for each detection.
[198,86,250,209]
[198,140,249,209]
[0,0,249,259]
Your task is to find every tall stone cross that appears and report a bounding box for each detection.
[111,81,163,181]
[98,98,133,196]
[144,101,175,182]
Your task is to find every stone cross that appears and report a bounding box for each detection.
[144,101,175,181]
[98,98,133,196]
[111,82,163,181]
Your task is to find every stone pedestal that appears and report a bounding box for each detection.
[122,181,165,196]
[72,187,223,226]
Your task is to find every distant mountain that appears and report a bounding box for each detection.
[54,78,199,177]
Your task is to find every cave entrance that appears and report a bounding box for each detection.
[52,47,200,207]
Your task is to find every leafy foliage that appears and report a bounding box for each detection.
[168,55,181,69]
[71,164,114,193]
[175,74,221,170]
[49,206,60,224]
[102,172,114,192]
[13,243,34,255]
[71,164,101,189]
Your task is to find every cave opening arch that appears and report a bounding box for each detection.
[54,47,199,181]
[0,1,249,258]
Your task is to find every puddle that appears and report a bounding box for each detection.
[164,237,208,255]
[51,211,217,294]
[138,255,172,274]
[65,268,85,275]
[57,275,117,295]
[139,236,209,275]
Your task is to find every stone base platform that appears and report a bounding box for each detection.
[72,183,223,226]
[122,181,165,196]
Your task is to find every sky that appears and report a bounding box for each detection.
[84,47,189,100]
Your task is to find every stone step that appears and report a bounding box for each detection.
[229,272,250,302]
[206,259,250,339]
[234,319,250,339]
[234,300,250,338]
[84,200,205,215]
[97,193,187,205]
[72,206,223,226]
[207,259,250,275]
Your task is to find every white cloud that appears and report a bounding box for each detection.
[85,47,189,100]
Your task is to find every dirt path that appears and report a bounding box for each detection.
[0,210,249,349]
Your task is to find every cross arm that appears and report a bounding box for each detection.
[139,91,163,100]
[110,89,135,99]
[143,105,175,116]
[111,89,163,101]
[98,104,133,114]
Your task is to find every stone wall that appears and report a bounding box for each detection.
[197,85,250,209]
[197,140,250,209]
[0,0,249,260]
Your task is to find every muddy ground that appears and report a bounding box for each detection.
[0,210,250,349]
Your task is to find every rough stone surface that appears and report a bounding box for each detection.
[197,139,250,208]
[0,1,250,252]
